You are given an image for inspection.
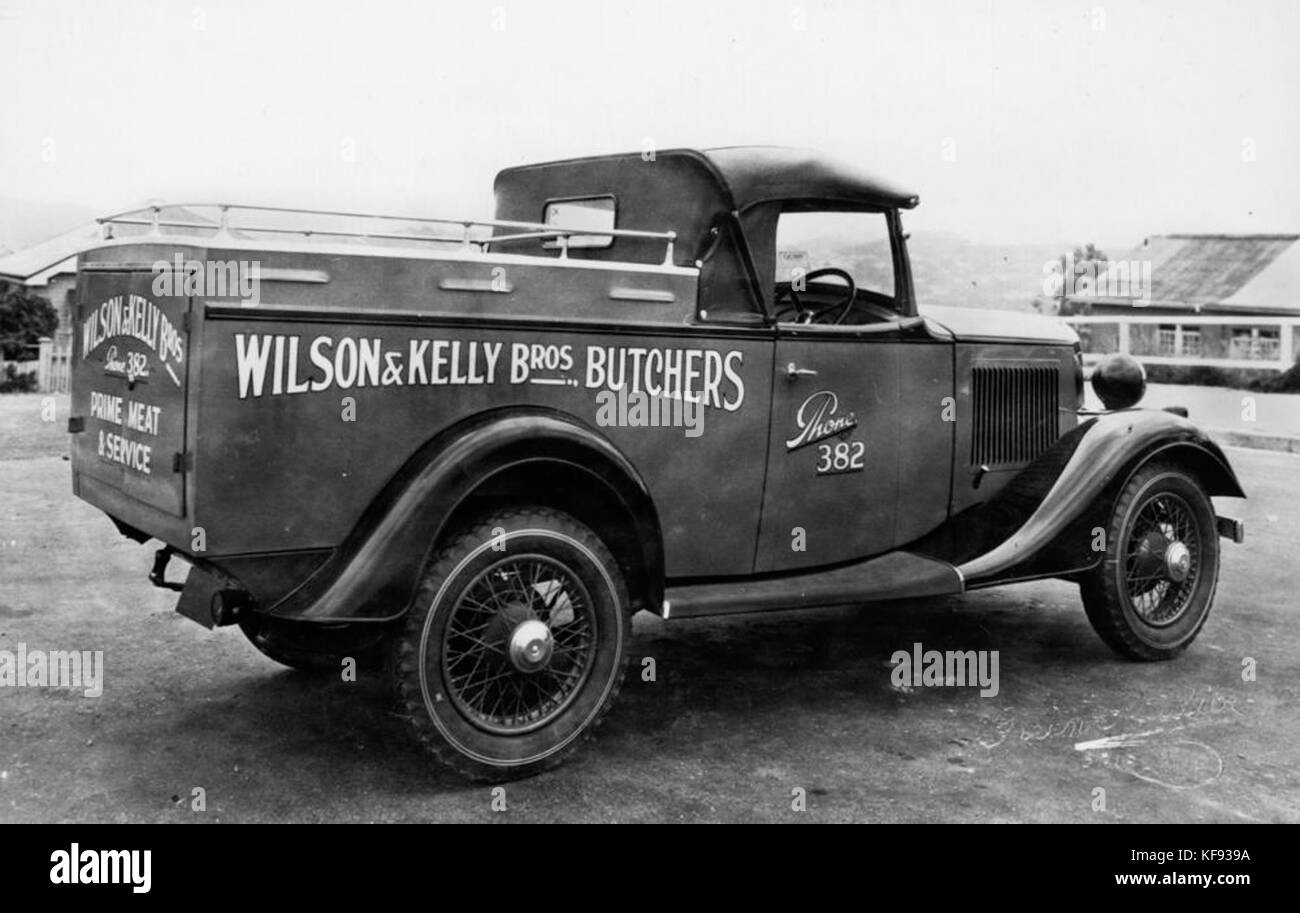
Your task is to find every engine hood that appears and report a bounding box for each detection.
[920,304,1079,346]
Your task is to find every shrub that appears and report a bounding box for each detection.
[0,282,58,361]
[1249,362,1300,394]
[1143,363,1292,391]
[0,363,37,393]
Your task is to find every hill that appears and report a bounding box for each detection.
[789,229,1073,313]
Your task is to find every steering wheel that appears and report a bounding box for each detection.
[774,267,858,325]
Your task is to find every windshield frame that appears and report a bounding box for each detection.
[738,201,916,324]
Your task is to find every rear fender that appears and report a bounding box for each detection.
[958,409,1245,585]
[262,407,662,623]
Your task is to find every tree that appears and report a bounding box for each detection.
[1072,242,1108,265]
[0,281,58,360]
[1055,243,1109,316]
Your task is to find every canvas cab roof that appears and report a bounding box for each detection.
[492,146,918,267]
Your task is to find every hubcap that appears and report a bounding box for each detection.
[1164,540,1191,582]
[1123,492,1201,626]
[508,618,554,672]
[439,554,597,735]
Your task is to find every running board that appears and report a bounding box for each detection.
[662,551,964,620]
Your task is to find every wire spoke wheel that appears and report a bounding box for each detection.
[394,508,631,781]
[1122,492,1201,627]
[1081,462,1221,661]
[442,555,598,735]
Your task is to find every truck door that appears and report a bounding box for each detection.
[753,207,954,573]
[756,320,953,572]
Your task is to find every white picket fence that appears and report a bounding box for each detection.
[4,339,70,392]
[1,337,71,391]
[0,357,38,381]
[37,334,72,392]
[1061,314,1300,372]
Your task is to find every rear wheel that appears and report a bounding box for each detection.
[1080,462,1220,660]
[393,507,632,781]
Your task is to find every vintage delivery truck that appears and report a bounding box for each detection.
[70,147,1245,780]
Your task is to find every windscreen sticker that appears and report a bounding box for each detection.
[232,333,746,411]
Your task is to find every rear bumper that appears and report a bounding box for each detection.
[1216,515,1245,544]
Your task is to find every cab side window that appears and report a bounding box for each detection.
[698,218,764,320]
[542,196,616,249]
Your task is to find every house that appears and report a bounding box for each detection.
[1059,234,1300,369]
[0,223,101,335]
[0,206,220,337]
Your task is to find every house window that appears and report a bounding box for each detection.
[1230,327,1280,361]
[1157,325,1177,356]
[1156,325,1204,358]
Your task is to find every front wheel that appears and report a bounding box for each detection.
[393,507,632,781]
[1080,461,1220,660]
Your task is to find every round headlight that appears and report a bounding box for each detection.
[1091,353,1146,410]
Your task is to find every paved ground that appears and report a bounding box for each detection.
[1,393,1298,822]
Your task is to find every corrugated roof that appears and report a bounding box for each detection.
[0,223,100,282]
[1222,239,1300,312]
[1145,234,1297,304]
[0,205,216,284]
[1083,234,1300,312]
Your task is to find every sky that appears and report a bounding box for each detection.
[1,0,1297,249]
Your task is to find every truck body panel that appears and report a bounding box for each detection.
[67,146,1238,629]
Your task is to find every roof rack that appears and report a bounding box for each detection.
[96,203,678,266]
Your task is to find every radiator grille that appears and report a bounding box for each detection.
[970,362,1060,466]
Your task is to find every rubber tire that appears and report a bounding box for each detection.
[1080,462,1220,661]
[393,507,632,781]
[239,614,389,673]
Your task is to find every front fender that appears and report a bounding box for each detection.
[957,409,1245,585]
[262,407,659,622]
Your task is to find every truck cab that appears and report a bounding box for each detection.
[493,147,1077,571]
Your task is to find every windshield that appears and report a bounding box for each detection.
[774,210,895,299]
